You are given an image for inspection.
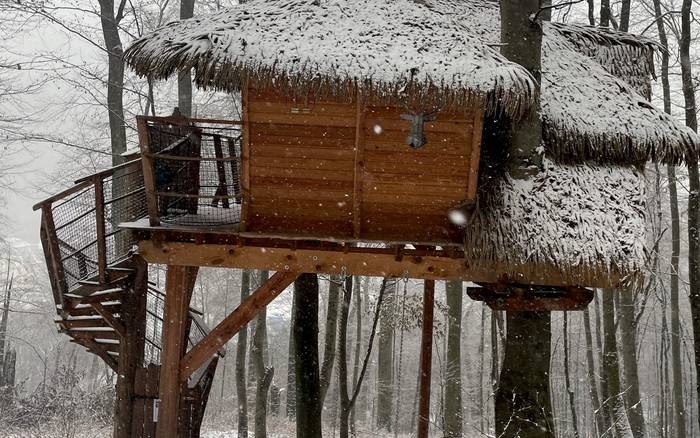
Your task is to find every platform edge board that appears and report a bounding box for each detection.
[138,240,626,289]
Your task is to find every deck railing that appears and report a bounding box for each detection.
[137,115,243,227]
[35,159,147,310]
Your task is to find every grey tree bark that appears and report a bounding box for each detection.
[319,275,341,405]
[178,0,195,117]
[235,270,251,438]
[563,312,580,438]
[679,0,700,429]
[583,307,608,436]
[286,282,297,419]
[653,0,686,432]
[443,280,463,438]
[350,276,363,429]
[252,270,271,438]
[0,271,11,389]
[618,294,646,438]
[339,278,387,438]
[495,311,554,437]
[376,279,395,431]
[600,0,611,27]
[97,0,127,165]
[495,2,552,436]
[293,273,322,438]
[602,290,632,437]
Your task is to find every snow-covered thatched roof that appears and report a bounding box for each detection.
[124,0,695,285]
[125,0,698,167]
[464,161,647,286]
[125,0,536,120]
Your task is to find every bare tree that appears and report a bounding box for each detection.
[236,270,251,438]
[293,273,321,438]
[679,0,700,428]
[495,1,553,436]
[443,281,463,438]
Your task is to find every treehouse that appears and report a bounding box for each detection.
[34,1,700,437]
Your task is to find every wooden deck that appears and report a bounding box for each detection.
[119,218,625,288]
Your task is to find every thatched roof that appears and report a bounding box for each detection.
[125,0,698,167]
[124,0,691,285]
[464,160,647,286]
[125,0,536,120]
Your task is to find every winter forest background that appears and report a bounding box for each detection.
[1,0,700,437]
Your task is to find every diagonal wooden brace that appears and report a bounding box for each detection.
[179,270,299,383]
[91,302,126,338]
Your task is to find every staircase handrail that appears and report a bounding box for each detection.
[34,158,145,311]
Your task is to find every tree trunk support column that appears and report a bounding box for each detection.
[417,279,435,438]
[155,265,198,438]
[114,257,148,438]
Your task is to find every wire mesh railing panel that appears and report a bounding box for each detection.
[145,285,165,365]
[43,160,147,292]
[52,186,99,290]
[146,120,243,226]
[103,164,148,265]
[143,283,218,366]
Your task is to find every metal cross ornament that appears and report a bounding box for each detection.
[400,111,437,149]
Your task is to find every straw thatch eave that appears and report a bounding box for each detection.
[125,0,700,167]
[124,0,537,120]
[540,28,696,166]
[464,160,647,286]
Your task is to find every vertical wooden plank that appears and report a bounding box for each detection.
[137,116,161,226]
[467,108,484,200]
[417,278,435,438]
[187,130,202,214]
[212,135,230,208]
[239,84,251,231]
[155,265,198,438]
[41,205,69,309]
[115,256,149,438]
[227,137,242,204]
[132,368,147,438]
[39,220,63,311]
[93,177,107,283]
[352,91,366,238]
[144,364,158,438]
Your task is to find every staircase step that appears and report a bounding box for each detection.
[70,339,120,354]
[65,288,123,305]
[66,328,119,340]
[65,302,122,317]
[76,274,131,293]
[106,266,136,273]
[56,318,112,330]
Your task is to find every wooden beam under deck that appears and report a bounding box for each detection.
[138,240,625,289]
[179,271,298,383]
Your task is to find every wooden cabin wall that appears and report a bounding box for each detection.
[243,87,483,245]
[360,105,482,243]
[244,89,357,237]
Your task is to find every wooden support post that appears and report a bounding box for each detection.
[114,257,148,438]
[137,116,161,226]
[417,279,435,438]
[179,271,298,382]
[93,177,107,283]
[40,205,69,309]
[155,265,198,438]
